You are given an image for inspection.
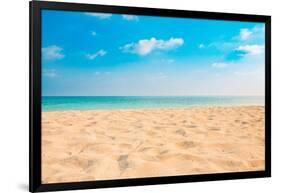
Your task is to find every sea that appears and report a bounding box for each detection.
[42,96,265,112]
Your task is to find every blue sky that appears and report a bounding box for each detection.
[42,10,265,96]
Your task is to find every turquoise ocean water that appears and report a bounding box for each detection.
[42,96,264,112]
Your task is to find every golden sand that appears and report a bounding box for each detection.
[41,106,265,183]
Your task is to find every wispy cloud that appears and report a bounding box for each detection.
[122,14,138,21]
[85,12,112,19]
[225,43,264,61]
[212,62,228,69]
[42,45,64,60]
[236,44,264,56]
[237,25,265,41]
[86,49,107,60]
[120,37,184,55]
[43,69,57,78]
[204,25,265,55]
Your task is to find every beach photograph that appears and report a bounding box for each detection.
[41,10,265,183]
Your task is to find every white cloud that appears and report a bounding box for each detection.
[43,69,57,78]
[85,12,112,19]
[198,44,205,48]
[91,31,97,36]
[120,37,184,55]
[86,49,107,60]
[212,62,227,69]
[195,25,265,55]
[239,28,253,40]
[238,25,265,41]
[236,44,264,55]
[122,14,138,21]
[42,45,64,60]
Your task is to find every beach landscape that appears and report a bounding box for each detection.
[41,10,265,183]
[41,97,265,183]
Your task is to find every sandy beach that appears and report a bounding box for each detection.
[42,106,265,183]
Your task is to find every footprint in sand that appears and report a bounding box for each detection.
[159,149,169,155]
[118,155,129,173]
[187,125,197,128]
[139,147,151,152]
[177,141,197,149]
[209,127,221,131]
[175,129,186,136]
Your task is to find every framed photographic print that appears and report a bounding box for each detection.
[30,1,271,192]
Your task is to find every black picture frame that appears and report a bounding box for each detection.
[29,1,271,192]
